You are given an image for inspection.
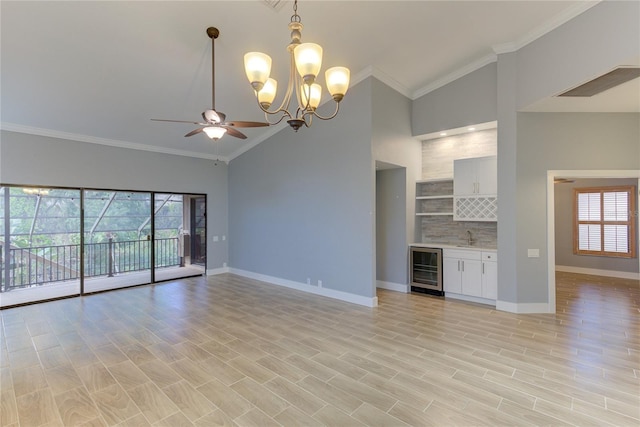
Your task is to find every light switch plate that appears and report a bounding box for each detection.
[528,249,540,258]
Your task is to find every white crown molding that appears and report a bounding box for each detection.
[493,0,601,54]
[1,122,228,162]
[413,1,601,99]
[367,66,413,99]
[411,53,497,100]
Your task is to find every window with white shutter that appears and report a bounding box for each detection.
[574,186,636,258]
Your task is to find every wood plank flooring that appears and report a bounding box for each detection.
[1,271,638,426]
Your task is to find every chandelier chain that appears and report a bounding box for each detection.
[291,0,301,23]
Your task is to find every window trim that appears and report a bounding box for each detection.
[573,185,637,258]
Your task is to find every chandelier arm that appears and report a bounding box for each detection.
[262,110,291,126]
[256,99,292,119]
[310,102,341,121]
[258,50,297,117]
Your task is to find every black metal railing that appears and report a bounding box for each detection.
[1,237,181,291]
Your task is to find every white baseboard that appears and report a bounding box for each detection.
[207,266,230,276]
[496,300,552,313]
[445,292,495,307]
[376,280,409,293]
[556,265,640,280]
[229,268,378,307]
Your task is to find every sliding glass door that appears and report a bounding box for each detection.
[153,194,206,282]
[0,186,81,306]
[1,185,205,306]
[83,190,152,293]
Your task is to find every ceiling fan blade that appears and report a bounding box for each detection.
[218,112,226,123]
[225,120,270,128]
[152,119,206,125]
[223,126,247,139]
[184,128,205,137]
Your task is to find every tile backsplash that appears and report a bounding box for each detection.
[421,216,497,248]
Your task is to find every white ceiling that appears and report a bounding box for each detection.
[2,0,633,162]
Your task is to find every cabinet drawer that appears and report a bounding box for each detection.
[443,249,481,260]
[482,252,497,262]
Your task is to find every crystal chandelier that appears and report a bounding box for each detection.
[243,0,350,131]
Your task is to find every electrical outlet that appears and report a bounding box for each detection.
[318,280,323,288]
[306,278,310,285]
[213,236,219,242]
[222,235,226,241]
[528,249,540,258]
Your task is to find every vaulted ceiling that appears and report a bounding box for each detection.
[2,1,633,161]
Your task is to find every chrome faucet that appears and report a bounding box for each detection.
[466,230,474,246]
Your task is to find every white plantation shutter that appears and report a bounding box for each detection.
[578,224,601,251]
[574,186,636,258]
[604,225,628,253]
[578,193,600,221]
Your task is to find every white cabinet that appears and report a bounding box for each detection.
[454,156,497,196]
[443,257,462,293]
[453,156,497,222]
[481,252,497,300]
[444,248,497,304]
[443,249,481,297]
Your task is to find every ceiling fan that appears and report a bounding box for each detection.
[152,27,269,140]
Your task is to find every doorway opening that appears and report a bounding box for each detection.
[546,170,640,313]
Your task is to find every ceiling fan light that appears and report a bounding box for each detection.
[325,66,350,102]
[258,78,277,108]
[203,126,227,140]
[301,83,322,109]
[294,43,323,84]
[244,52,272,92]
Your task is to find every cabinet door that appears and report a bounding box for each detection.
[453,158,477,196]
[461,259,482,297]
[481,261,498,300]
[475,156,497,195]
[443,258,462,294]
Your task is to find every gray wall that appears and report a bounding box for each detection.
[0,130,229,270]
[376,168,407,284]
[516,113,640,302]
[411,62,497,137]
[371,78,422,283]
[554,178,639,273]
[228,78,375,298]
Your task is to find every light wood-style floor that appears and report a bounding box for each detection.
[1,272,638,426]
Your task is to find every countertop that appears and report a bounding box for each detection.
[410,242,497,252]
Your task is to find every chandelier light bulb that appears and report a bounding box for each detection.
[294,43,323,84]
[258,78,278,108]
[325,66,350,102]
[301,83,322,109]
[244,52,272,91]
